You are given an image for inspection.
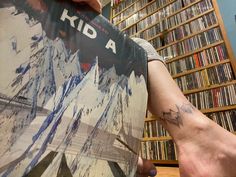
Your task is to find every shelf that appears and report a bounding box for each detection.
[114,0,158,25]
[112,0,139,19]
[201,104,236,114]
[182,80,236,95]
[142,136,172,141]
[171,59,230,79]
[121,0,203,32]
[113,0,236,168]
[150,160,179,165]
[156,23,219,52]
[165,40,225,63]
[133,8,214,40]
[120,0,177,31]
[146,103,236,117]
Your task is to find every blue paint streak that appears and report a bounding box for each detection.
[3,74,84,177]
[15,64,30,74]
[70,81,121,174]
[3,58,100,176]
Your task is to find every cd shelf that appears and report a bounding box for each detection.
[111,0,236,164]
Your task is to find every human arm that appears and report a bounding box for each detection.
[146,48,236,177]
[133,36,236,177]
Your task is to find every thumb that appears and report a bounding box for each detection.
[137,157,157,177]
[72,0,102,13]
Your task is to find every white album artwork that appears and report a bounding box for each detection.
[0,0,148,176]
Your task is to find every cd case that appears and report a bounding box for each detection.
[0,0,148,176]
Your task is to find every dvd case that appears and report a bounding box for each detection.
[0,0,148,176]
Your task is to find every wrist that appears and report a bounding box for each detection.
[173,112,211,145]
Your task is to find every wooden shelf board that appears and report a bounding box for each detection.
[171,59,230,79]
[183,80,236,95]
[142,136,172,141]
[201,104,236,114]
[146,103,236,117]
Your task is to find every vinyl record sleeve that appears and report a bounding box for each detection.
[0,1,148,176]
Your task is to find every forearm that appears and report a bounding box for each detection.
[133,25,236,177]
[147,61,211,142]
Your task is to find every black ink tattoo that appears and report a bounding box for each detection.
[160,103,195,126]
[162,108,182,126]
[178,103,195,114]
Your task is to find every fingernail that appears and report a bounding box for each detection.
[149,169,157,177]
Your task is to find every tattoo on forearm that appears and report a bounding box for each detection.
[160,103,195,126]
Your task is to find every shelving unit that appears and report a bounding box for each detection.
[150,160,179,165]
[111,0,236,165]
[142,136,172,141]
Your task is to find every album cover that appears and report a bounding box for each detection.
[0,0,148,176]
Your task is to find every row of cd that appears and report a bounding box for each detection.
[112,0,195,15]
[207,110,236,133]
[140,11,217,49]
[158,27,222,60]
[140,140,177,160]
[143,120,169,138]
[143,110,236,139]
[112,0,173,22]
[136,0,185,31]
[120,0,213,36]
[175,63,234,91]
[117,0,185,30]
[125,0,214,36]
[112,0,149,24]
[138,0,213,32]
[186,84,236,110]
[167,44,228,75]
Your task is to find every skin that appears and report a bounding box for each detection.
[26,0,101,13]
[148,61,236,177]
[24,0,236,176]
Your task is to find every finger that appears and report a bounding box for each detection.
[26,0,48,12]
[137,157,157,177]
[72,0,102,13]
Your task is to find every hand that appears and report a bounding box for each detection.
[136,157,157,177]
[72,0,102,13]
[26,0,48,12]
[26,0,102,13]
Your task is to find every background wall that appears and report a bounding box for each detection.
[217,0,236,57]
